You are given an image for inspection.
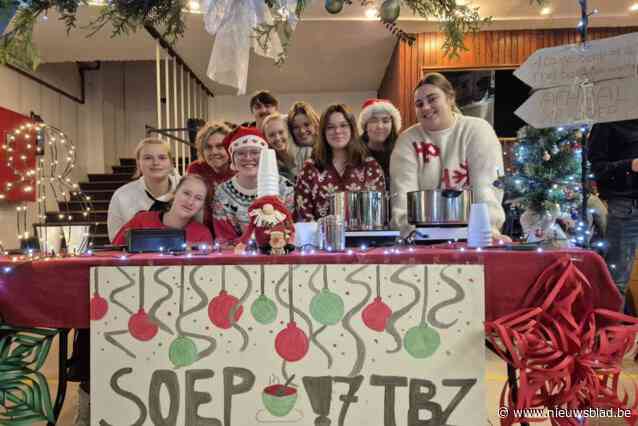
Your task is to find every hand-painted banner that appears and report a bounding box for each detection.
[90,264,485,425]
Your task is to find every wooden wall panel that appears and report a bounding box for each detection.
[378,27,638,128]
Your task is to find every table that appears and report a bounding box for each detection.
[0,247,623,425]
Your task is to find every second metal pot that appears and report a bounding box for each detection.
[328,191,388,230]
[407,189,473,226]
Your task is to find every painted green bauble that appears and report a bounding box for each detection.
[379,0,400,23]
[325,0,344,14]
[310,288,345,326]
[251,294,278,325]
[168,335,198,368]
[403,325,441,359]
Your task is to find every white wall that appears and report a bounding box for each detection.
[208,91,377,125]
[0,61,161,249]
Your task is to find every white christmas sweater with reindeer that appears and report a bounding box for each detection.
[390,114,505,235]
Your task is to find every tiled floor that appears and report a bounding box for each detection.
[39,337,637,425]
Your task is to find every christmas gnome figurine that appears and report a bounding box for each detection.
[236,195,295,255]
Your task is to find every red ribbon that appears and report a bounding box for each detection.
[486,256,638,425]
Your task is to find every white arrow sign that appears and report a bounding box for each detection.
[514,32,638,89]
[515,77,638,128]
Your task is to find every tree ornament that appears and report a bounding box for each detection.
[209,290,243,329]
[542,151,551,162]
[252,266,278,324]
[275,265,309,362]
[208,266,244,329]
[169,335,198,368]
[90,268,109,321]
[404,324,441,359]
[324,0,344,14]
[310,266,344,325]
[128,267,158,341]
[275,321,309,362]
[90,293,109,321]
[361,265,393,332]
[169,266,198,368]
[129,308,159,341]
[379,0,400,23]
[403,266,440,359]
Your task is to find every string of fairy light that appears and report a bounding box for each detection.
[1,121,95,252]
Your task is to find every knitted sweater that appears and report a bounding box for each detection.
[295,157,386,221]
[112,211,213,246]
[390,115,505,235]
[107,175,180,242]
[212,176,295,245]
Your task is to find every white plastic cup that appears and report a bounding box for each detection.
[467,203,492,248]
[294,222,319,248]
[257,149,280,198]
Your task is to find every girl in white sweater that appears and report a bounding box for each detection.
[390,72,507,239]
[107,138,180,241]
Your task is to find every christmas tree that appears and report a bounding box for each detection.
[501,125,587,244]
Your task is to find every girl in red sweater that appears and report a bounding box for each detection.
[113,174,213,246]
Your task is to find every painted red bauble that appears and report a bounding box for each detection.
[275,322,309,362]
[208,290,244,329]
[128,308,159,341]
[90,292,109,321]
[362,297,393,332]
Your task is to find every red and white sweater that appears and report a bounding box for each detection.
[390,115,505,235]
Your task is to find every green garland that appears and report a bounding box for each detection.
[0,0,547,70]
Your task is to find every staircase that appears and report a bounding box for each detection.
[45,158,136,248]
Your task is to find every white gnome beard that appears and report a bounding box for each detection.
[249,208,287,227]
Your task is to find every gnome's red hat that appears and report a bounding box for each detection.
[223,126,269,159]
[358,98,402,133]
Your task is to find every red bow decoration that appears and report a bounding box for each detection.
[486,257,638,425]
[412,141,440,163]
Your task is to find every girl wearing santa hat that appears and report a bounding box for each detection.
[212,127,294,245]
[186,121,235,234]
[260,112,297,181]
[287,101,320,167]
[358,98,402,189]
[107,138,180,242]
[295,104,385,221]
[112,174,213,246]
[390,72,507,239]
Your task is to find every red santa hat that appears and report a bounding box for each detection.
[223,126,269,159]
[358,99,402,134]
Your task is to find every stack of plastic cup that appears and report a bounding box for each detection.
[257,149,280,198]
[467,202,492,248]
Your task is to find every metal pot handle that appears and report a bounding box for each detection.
[441,189,463,198]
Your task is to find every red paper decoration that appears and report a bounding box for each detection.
[362,296,392,332]
[486,257,638,425]
[90,292,108,321]
[208,290,244,329]
[275,321,309,362]
[128,308,159,341]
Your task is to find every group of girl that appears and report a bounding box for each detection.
[106,72,508,249]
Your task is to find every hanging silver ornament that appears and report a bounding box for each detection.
[379,0,400,23]
[325,0,344,14]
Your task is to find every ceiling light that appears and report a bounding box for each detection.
[189,0,200,11]
[630,3,638,12]
[540,7,552,15]
[365,8,378,19]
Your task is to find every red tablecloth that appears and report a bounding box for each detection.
[0,247,622,329]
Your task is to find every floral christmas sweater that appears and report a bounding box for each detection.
[390,115,505,234]
[295,157,385,221]
[212,176,294,245]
